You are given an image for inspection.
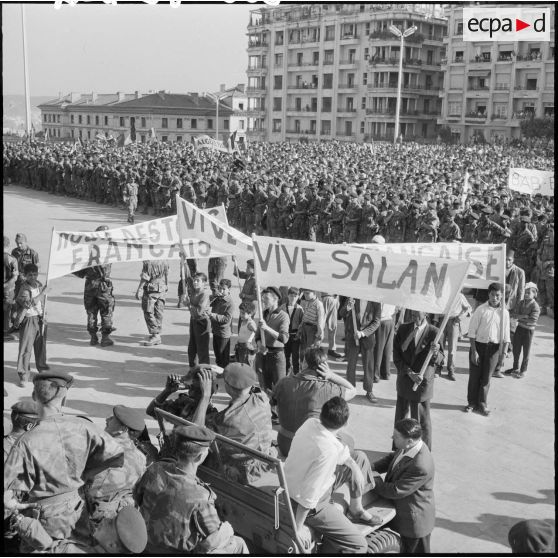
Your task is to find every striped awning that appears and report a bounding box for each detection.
[468,69,491,77]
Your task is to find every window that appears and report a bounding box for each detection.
[44,114,47,122]
[71,129,75,138]
[207,119,213,129]
[348,73,355,87]
[295,97,302,111]
[162,118,168,128]
[448,102,461,116]
[79,129,83,138]
[274,75,283,89]
[324,49,334,64]
[363,72,368,85]
[275,53,283,67]
[345,121,352,136]
[119,116,125,127]
[162,136,168,142]
[361,97,366,110]
[294,119,301,133]
[322,97,332,112]
[493,103,508,118]
[87,130,91,139]
[323,74,333,88]
[427,50,433,65]
[86,115,90,125]
[70,115,74,124]
[273,97,282,111]
[275,31,284,46]
[360,121,365,134]
[224,119,230,130]
[177,118,183,128]
[78,115,82,124]
[325,25,335,41]
[311,98,318,111]
[526,78,538,90]
[239,103,244,111]
[58,129,61,137]
[272,119,282,132]
[57,115,61,123]
[177,136,182,142]
[455,50,464,62]
[105,116,109,126]
[321,120,331,135]
[349,49,356,63]
[364,47,369,60]
[141,135,146,143]
[239,120,245,130]
[297,52,303,65]
[365,22,370,36]
[313,51,319,65]
[455,21,463,35]
[191,119,197,129]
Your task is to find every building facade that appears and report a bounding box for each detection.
[245,3,447,142]
[438,4,554,143]
[39,90,240,143]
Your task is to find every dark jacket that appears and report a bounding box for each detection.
[393,321,443,402]
[210,294,234,338]
[372,443,435,539]
[339,300,381,350]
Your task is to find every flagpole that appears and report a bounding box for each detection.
[41,227,56,337]
[21,4,32,138]
[412,266,469,391]
[498,243,507,363]
[251,234,267,357]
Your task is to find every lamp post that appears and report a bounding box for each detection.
[389,25,417,144]
[208,87,237,141]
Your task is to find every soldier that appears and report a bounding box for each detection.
[240,184,255,233]
[462,212,479,243]
[72,226,115,347]
[385,200,406,243]
[276,184,295,238]
[161,167,182,216]
[404,201,422,242]
[135,259,169,346]
[83,406,148,526]
[438,210,461,242]
[266,186,281,237]
[188,272,212,367]
[253,183,268,235]
[329,196,345,244]
[417,211,439,243]
[11,233,39,295]
[4,236,19,340]
[536,222,554,316]
[227,180,242,229]
[477,206,507,244]
[291,187,310,240]
[4,371,124,547]
[216,177,230,210]
[307,187,322,242]
[134,424,248,554]
[122,172,139,224]
[511,216,537,280]
[343,192,362,244]
[4,401,39,462]
[316,188,335,242]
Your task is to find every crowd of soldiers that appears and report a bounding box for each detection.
[3,136,554,310]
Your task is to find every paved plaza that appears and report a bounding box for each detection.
[3,184,555,553]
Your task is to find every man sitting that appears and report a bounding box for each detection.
[272,346,356,457]
[193,363,277,484]
[285,397,380,554]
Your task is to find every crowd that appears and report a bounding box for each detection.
[3,136,555,554]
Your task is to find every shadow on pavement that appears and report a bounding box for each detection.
[492,489,555,506]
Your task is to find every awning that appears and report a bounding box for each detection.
[468,70,491,77]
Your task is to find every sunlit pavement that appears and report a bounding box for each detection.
[3,184,555,553]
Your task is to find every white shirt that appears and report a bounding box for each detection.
[447,293,472,319]
[380,304,396,321]
[468,302,511,344]
[414,320,428,346]
[392,439,423,470]
[284,418,350,509]
[25,286,42,317]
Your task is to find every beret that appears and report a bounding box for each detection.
[33,371,74,388]
[115,506,148,554]
[520,216,531,222]
[223,362,258,389]
[174,424,215,446]
[11,400,39,416]
[246,259,254,267]
[113,405,146,432]
[263,286,281,300]
[508,520,554,553]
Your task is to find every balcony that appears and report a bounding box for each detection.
[323,59,334,66]
[287,61,319,68]
[494,84,510,90]
[516,53,543,61]
[513,86,540,97]
[336,133,357,139]
[246,86,267,94]
[287,83,319,91]
[247,64,268,73]
[286,107,317,114]
[470,57,492,63]
[244,109,266,116]
[339,33,360,43]
[369,57,424,68]
[464,112,487,121]
[286,129,317,135]
[247,40,269,49]
[453,57,465,64]
[496,55,513,62]
[338,83,359,90]
[247,126,265,132]
[339,58,359,66]
[366,109,395,116]
[490,114,508,121]
[337,108,358,115]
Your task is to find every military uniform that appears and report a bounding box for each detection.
[343,196,362,243]
[4,248,18,336]
[253,186,268,235]
[123,179,139,224]
[12,244,39,295]
[536,224,554,314]
[462,213,480,243]
[385,204,406,243]
[438,211,462,242]
[291,191,310,240]
[329,198,345,243]
[139,260,169,345]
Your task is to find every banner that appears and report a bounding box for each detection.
[508,168,554,197]
[353,242,506,289]
[193,135,230,154]
[47,205,229,280]
[177,196,253,260]
[253,236,470,314]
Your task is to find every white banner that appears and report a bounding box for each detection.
[193,135,230,154]
[176,196,253,260]
[253,236,470,314]
[508,168,554,197]
[47,206,229,280]
[353,242,506,289]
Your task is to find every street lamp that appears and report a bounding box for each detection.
[207,87,237,141]
[389,25,417,144]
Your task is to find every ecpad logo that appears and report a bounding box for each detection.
[463,7,550,41]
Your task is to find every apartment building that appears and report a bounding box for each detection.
[245,3,447,142]
[438,4,555,143]
[39,89,240,143]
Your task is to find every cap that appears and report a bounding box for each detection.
[223,362,258,389]
[11,400,39,417]
[263,286,281,300]
[173,424,215,446]
[508,520,554,553]
[114,506,148,554]
[113,405,146,432]
[520,215,531,223]
[246,259,254,268]
[32,371,74,388]
[524,281,538,293]
[96,225,109,232]
[371,235,385,244]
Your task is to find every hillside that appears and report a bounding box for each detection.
[3,94,56,133]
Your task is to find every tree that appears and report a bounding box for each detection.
[520,117,554,139]
[437,126,453,144]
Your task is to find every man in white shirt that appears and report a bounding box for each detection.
[284,397,379,553]
[465,282,510,416]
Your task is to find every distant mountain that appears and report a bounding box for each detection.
[3,94,56,133]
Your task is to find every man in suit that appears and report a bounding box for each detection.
[372,418,435,554]
[393,311,443,450]
[339,298,381,404]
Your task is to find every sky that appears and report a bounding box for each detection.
[2,1,259,97]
